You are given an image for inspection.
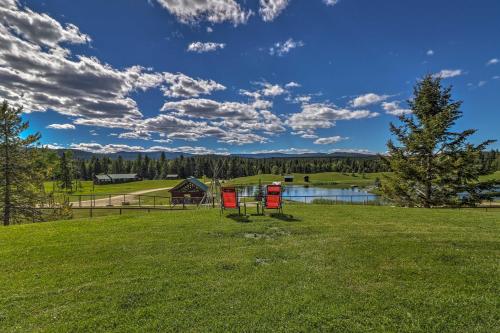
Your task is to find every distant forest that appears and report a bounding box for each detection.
[66,150,500,181]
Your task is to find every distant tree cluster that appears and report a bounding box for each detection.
[66,154,391,181]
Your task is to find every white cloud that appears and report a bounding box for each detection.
[433,69,463,79]
[286,103,379,131]
[313,136,347,145]
[323,0,340,6]
[118,131,152,140]
[46,123,75,130]
[154,0,252,26]
[249,148,316,155]
[285,81,301,88]
[486,58,499,66]
[259,0,290,22]
[260,83,286,97]
[426,49,434,56]
[162,73,226,98]
[187,41,225,53]
[70,142,221,155]
[269,38,304,56]
[161,98,260,121]
[382,101,412,116]
[350,93,389,107]
[0,0,91,48]
[478,80,487,87]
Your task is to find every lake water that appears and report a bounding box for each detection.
[238,185,378,203]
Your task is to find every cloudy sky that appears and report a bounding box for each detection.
[1,0,499,155]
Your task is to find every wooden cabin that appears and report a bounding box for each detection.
[93,174,141,185]
[169,177,208,205]
[284,175,294,183]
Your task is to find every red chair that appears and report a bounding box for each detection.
[264,184,283,214]
[221,187,240,215]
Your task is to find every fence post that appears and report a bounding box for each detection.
[139,195,141,207]
[153,196,156,208]
[108,194,111,206]
[79,195,81,208]
[90,205,93,218]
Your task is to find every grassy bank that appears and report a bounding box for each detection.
[227,172,388,187]
[43,179,191,196]
[1,205,498,332]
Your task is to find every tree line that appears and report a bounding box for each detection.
[61,154,393,181]
[56,149,499,183]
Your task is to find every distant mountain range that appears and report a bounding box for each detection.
[52,149,378,160]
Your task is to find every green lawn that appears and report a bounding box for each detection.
[1,206,498,332]
[480,171,500,182]
[43,179,186,196]
[227,172,388,188]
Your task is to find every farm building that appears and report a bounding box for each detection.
[284,175,294,183]
[93,174,142,185]
[166,174,179,180]
[169,177,208,205]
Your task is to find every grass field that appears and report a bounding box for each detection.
[227,172,388,187]
[43,179,188,196]
[480,171,500,181]
[1,206,498,332]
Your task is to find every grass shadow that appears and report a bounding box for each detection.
[226,214,251,223]
[269,213,301,222]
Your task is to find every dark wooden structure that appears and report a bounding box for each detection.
[284,175,294,183]
[93,174,141,185]
[169,177,208,205]
[304,175,310,183]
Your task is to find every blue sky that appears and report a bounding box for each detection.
[1,0,499,155]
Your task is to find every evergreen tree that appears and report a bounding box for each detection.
[58,151,73,191]
[381,76,496,207]
[0,101,44,225]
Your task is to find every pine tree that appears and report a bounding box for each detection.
[381,76,496,207]
[0,101,44,225]
[58,151,73,191]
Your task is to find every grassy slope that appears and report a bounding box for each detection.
[228,172,388,187]
[1,206,498,332]
[43,179,184,196]
[480,171,500,181]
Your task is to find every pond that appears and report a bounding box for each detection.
[238,185,378,203]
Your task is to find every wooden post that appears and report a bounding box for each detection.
[138,195,141,207]
[153,196,156,208]
[79,195,81,208]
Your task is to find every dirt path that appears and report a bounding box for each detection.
[74,187,173,207]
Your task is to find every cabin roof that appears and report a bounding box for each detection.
[170,177,208,192]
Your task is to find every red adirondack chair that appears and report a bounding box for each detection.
[264,184,283,214]
[220,187,240,215]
